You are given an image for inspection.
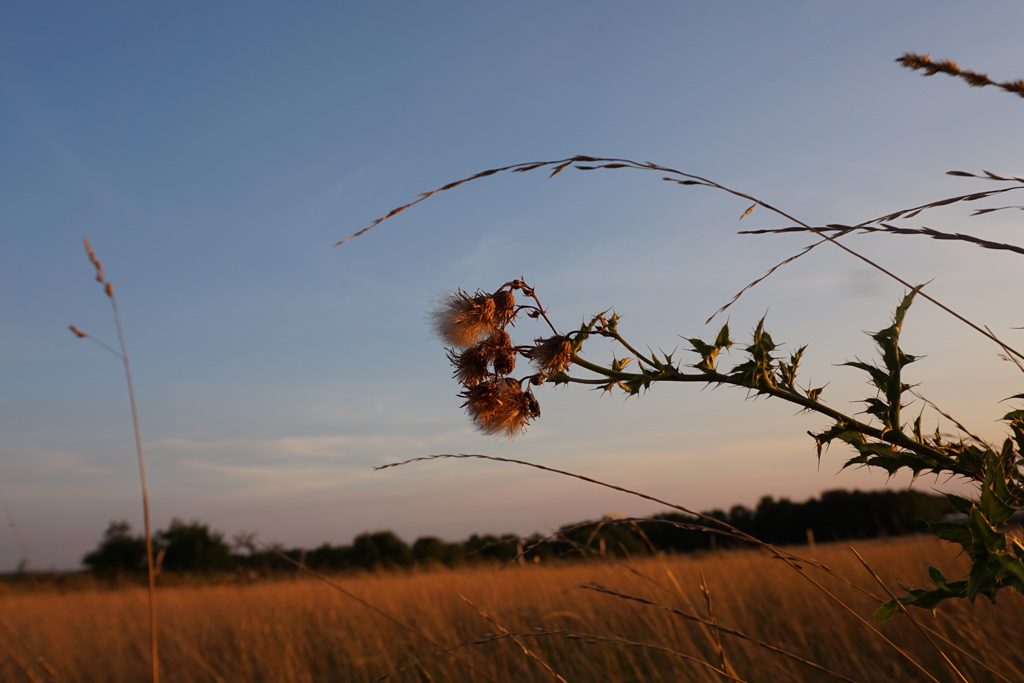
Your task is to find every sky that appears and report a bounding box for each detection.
[2,2,1023,570]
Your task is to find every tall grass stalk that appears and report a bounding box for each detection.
[71,238,158,683]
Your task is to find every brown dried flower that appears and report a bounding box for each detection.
[526,335,574,375]
[68,325,88,339]
[492,344,516,375]
[492,289,516,327]
[447,330,516,386]
[460,378,540,436]
[448,345,488,386]
[433,290,501,348]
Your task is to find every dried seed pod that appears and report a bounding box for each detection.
[433,290,499,348]
[481,329,515,376]
[492,346,516,375]
[448,345,489,387]
[460,378,539,436]
[526,335,574,375]
[492,289,516,328]
[448,330,516,386]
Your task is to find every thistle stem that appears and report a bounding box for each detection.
[570,355,953,467]
[604,330,658,369]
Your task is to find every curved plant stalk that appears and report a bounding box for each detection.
[339,153,1024,363]
[375,628,746,683]
[70,238,158,683]
[377,453,945,679]
[458,594,568,683]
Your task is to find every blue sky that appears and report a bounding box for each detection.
[2,2,1023,569]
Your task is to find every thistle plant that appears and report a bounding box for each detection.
[345,53,1024,620]
[433,277,1024,617]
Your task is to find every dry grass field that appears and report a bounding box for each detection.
[2,535,1022,682]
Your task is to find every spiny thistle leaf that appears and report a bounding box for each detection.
[929,521,972,547]
[842,360,890,394]
[875,580,968,622]
[729,318,778,390]
[844,287,923,437]
[945,494,974,514]
[688,323,733,373]
[777,345,806,390]
[714,323,732,349]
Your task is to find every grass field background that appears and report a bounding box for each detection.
[2,535,1021,682]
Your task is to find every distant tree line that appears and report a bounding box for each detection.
[82,489,952,579]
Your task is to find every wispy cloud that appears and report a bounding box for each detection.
[0,447,112,477]
[156,428,473,463]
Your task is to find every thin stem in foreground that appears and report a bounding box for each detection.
[849,547,968,683]
[75,238,159,683]
[109,293,159,683]
[580,583,858,683]
[375,629,746,683]
[340,155,1024,362]
[376,453,939,681]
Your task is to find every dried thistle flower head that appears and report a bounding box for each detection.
[482,329,516,375]
[447,330,516,386]
[492,289,516,327]
[460,378,540,437]
[433,290,500,348]
[448,345,489,386]
[492,344,516,375]
[526,335,574,375]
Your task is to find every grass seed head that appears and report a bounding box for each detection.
[83,237,107,284]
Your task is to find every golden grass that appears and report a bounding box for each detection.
[2,536,1022,682]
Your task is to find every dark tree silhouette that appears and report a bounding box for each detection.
[83,520,147,579]
[157,519,232,573]
[351,531,413,569]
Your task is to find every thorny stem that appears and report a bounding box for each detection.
[603,329,658,369]
[566,355,954,468]
[561,375,623,386]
